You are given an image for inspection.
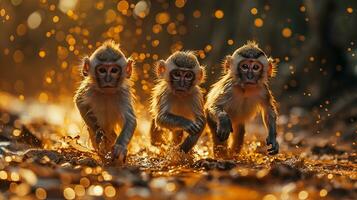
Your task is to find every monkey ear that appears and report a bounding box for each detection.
[126,59,134,78]
[82,57,90,77]
[267,58,277,78]
[223,55,232,72]
[198,66,206,83]
[156,60,166,77]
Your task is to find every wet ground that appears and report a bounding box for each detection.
[0,93,356,200]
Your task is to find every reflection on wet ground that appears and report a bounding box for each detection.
[0,93,356,200]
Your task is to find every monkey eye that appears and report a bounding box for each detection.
[253,64,261,71]
[111,67,119,73]
[241,64,249,70]
[98,67,106,74]
[172,71,181,79]
[185,72,194,80]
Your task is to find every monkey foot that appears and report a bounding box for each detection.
[213,147,229,160]
[229,147,242,157]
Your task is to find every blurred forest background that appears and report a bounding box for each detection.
[0,0,357,199]
[1,0,356,140]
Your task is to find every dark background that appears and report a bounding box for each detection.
[0,0,356,138]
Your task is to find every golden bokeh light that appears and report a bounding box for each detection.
[300,5,306,12]
[12,129,21,136]
[298,191,309,200]
[38,92,49,103]
[262,194,277,200]
[175,0,186,8]
[13,50,24,63]
[204,44,212,52]
[0,171,8,180]
[63,187,75,200]
[80,177,90,187]
[254,18,264,27]
[117,0,129,14]
[0,9,5,17]
[53,16,60,23]
[347,7,353,13]
[250,8,258,15]
[58,0,78,13]
[214,9,224,19]
[134,1,150,18]
[319,189,328,197]
[11,0,23,6]
[35,188,47,200]
[27,11,42,29]
[16,24,27,36]
[193,10,201,18]
[10,172,20,181]
[156,12,170,24]
[282,27,292,38]
[74,185,86,197]
[39,50,46,58]
[104,185,116,197]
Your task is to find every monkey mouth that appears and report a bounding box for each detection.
[244,80,257,85]
[173,88,191,96]
[176,88,187,91]
[101,86,116,88]
[245,82,256,85]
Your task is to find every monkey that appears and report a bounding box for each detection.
[205,41,279,157]
[74,40,137,164]
[149,51,206,153]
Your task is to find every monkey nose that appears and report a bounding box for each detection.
[179,80,185,87]
[105,76,112,82]
[247,73,254,80]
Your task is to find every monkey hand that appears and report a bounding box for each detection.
[217,114,233,141]
[95,128,106,145]
[266,136,279,155]
[183,121,201,136]
[112,144,127,164]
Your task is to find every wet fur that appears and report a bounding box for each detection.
[150,81,204,124]
[205,41,278,155]
[74,41,136,155]
[74,78,135,151]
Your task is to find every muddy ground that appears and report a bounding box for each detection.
[0,105,356,200]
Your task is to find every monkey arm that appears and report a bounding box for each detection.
[75,98,107,148]
[112,105,137,163]
[179,114,206,153]
[263,90,279,155]
[156,112,191,129]
[114,106,137,147]
[207,102,232,126]
[207,105,233,141]
[75,98,101,133]
[194,114,206,132]
[156,112,200,135]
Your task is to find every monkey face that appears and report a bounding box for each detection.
[237,59,263,85]
[169,69,195,94]
[95,63,122,88]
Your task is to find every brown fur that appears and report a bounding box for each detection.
[149,51,206,151]
[74,41,136,158]
[205,41,279,156]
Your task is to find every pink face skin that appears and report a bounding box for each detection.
[238,59,263,85]
[95,63,122,88]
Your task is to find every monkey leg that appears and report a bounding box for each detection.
[150,119,165,146]
[89,129,116,157]
[231,124,245,154]
[180,130,202,153]
[207,113,229,158]
[172,129,183,145]
[212,134,229,159]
